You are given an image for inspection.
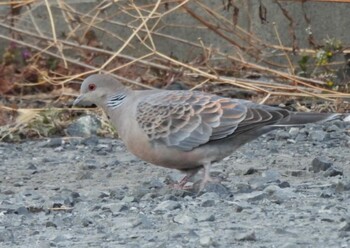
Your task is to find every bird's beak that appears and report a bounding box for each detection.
[73,94,84,106]
[73,94,95,107]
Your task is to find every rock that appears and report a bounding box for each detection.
[288,127,300,138]
[122,196,136,203]
[327,124,341,132]
[173,213,196,224]
[27,162,38,170]
[320,190,333,198]
[295,133,307,142]
[275,130,290,140]
[200,199,216,207]
[154,200,181,213]
[102,203,129,215]
[81,135,99,146]
[46,221,57,228]
[66,115,101,137]
[235,183,252,194]
[15,206,29,215]
[196,213,215,222]
[335,180,350,192]
[198,182,230,196]
[278,181,290,188]
[339,221,350,231]
[0,229,14,242]
[81,218,93,227]
[249,169,281,190]
[309,130,326,141]
[344,115,350,122]
[264,185,295,203]
[235,231,256,241]
[244,167,258,175]
[312,157,333,173]
[286,170,306,177]
[235,191,267,202]
[144,178,165,189]
[41,138,63,148]
[52,234,68,243]
[324,166,343,177]
[199,236,213,247]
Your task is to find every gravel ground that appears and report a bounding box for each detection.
[1,120,350,248]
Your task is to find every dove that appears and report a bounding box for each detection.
[73,74,339,190]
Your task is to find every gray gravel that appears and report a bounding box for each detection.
[1,120,350,248]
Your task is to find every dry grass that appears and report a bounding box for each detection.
[0,0,349,140]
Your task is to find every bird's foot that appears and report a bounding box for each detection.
[169,175,193,190]
[198,175,220,192]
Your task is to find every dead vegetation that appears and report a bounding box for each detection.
[0,0,349,141]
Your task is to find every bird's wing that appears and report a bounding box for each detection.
[136,91,289,151]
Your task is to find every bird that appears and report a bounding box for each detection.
[73,74,340,191]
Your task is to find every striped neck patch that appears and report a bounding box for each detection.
[107,94,126,109]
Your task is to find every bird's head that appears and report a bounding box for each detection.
[73,74,127,107]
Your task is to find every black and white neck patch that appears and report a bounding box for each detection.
[107,94,126,109]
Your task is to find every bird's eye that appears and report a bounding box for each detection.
[88,83,96,91]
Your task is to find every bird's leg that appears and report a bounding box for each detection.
[199,162,219,192]
[172,168,200,190]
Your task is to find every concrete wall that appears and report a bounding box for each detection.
[0,0,349,64]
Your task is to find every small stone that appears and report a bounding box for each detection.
[81,135,99,146]
[339,221,350,231]
[66,115,101,137]
[288,127,300,137]
[122,196,136,203]
[244,167,258,175]
[295,133,307,141]
[320,190,333,198]
[198,192,220,201]
[199,182,230,196]
[278,181,290,188]
[342,115,350,123]
[82,218,93,227]
[276,130,290,140]
[200,200,216,207]
[327,124,341,132]
[264,185,295,203]
[0,229,14,242]
[146,178,165,189]
[199,236,212,247]
[27,163,37,170]
[173,214,196,224]
[46,221,57,228]
[309,130,326,141]
[197,213,215,222]
[99,191,110,198]
[76,171,93,180]
[324,166,343,177]
[102,203,129,214]
[138,214,154,229]
[286,170,306,177]
[154,200,181,213]
[235,231,256,241]
[249,169,281,190]
[235,191,267,202]
[312,157,333,173]
[15,206,29,215]
[41,138,63,148]
[52,234,67,243]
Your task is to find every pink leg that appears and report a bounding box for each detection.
[198,162,219,192]
[171,168,200,190]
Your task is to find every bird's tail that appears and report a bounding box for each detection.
[276,112,342,126]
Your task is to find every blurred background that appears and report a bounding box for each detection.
[0,0,349,141]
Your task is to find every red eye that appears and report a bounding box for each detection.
[88,83,96,91]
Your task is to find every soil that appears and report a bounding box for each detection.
[1,120,350,248]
